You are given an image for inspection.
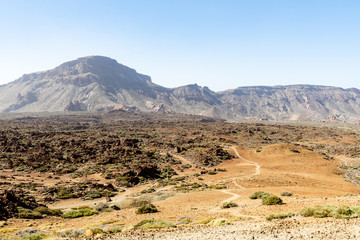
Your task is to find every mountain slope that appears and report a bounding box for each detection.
[218,85,360,122]
[1,56,360,123]
[0,56,221,115]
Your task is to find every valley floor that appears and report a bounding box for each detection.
[3,144,360,239]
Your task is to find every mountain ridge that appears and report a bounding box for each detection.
[1,56,360,123]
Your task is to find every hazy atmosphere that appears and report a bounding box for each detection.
[1,0,360,91]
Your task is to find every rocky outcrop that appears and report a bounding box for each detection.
[0,189,40,220]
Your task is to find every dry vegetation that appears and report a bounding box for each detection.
[1,111,360,239]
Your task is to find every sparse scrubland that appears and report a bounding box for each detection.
[1,112,360,239]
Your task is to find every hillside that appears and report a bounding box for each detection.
[219,85,360,122]
[1,56,360,123]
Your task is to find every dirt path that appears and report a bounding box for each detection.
[220,189,240,202]
[220,146,261,197]
[231,146,260,176]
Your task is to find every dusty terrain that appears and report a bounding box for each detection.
[1,114,360,239]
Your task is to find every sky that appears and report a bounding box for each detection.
[0,0,360,91]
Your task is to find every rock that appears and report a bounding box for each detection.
[0,189,41,220]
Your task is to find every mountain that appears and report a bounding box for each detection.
[1,56,360,123]
[0,56,219,115]
[218,85,360,122]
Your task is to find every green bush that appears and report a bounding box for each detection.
[299,205,336,218]
[33,206,62,216]
[262,195,283,205]
[16,207,43,219]
[300,205,360,219]
[107,227,122,233]
[181,164,192,169]
[299,207,315,217]
[57,188,76,199]
[249,191,270,199]
[61,207,98,218]
[334,206,357,219]
[24,234,44,240]
[207,170,217,175]
[134,219,175,229]
[313,205,336,218]
[213,218,230,226]
[135,203,159,214]
[266,212,295,221]
[222,201,238,208]
[15,164,26,172]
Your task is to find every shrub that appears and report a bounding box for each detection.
[24,234,44,240]
[262,195,283,205]
[134,219,175,229]
[61,207,98,218]
[86,228,104,237]
[15,165,26,172]
[249,191,270,199]
[58,229,85,238]
[313,205,336,218]
[350,206,360,215]
[280,192,293,197]
[106,227,122,233]
[300,205,335,218]
[334,206,357,219]
[222,201,238,208]
[135,204,158,214]
[213,218,230,226]
[16,207,43,219]
[140,188,156,194]
[181,164,192,169]
[266,212,295,221]
[33,206,62,216]
[207,170,217,175]
[300,205,360,219]
[299,207,315,217]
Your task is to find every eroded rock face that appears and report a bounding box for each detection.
[1,56,360,122]
[0,189,40,220]
[218,85,360,122]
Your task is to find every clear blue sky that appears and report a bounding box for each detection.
[1,0,360,91]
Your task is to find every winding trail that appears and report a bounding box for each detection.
[220,189,240,202]
[225,146,261,190]
[207,147,264,220]
[231,146,261,176]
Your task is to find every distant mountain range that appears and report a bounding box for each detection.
[1,56,360,123]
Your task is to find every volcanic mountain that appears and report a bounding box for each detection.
[1,56,360,122]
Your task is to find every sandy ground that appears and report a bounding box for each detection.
[2,143,360,239]
[115,218,360,240]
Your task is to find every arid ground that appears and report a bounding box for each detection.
[1,112,360,239]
